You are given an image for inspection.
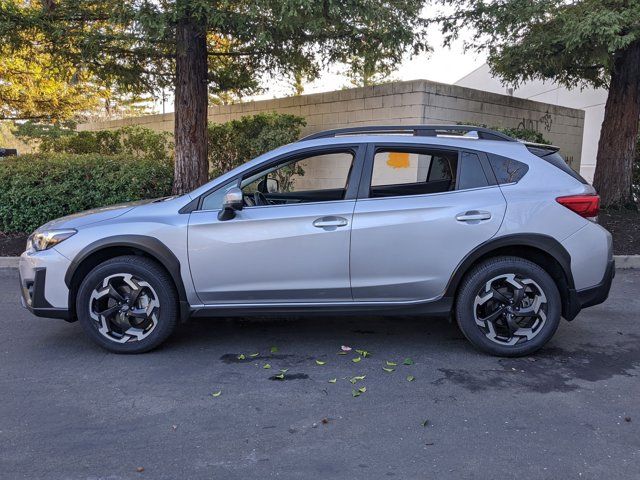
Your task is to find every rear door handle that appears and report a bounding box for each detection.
[313,216,349,228]
[456,210,492,222]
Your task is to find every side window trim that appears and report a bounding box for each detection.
[196,144,366,211]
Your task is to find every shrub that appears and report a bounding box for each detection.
[207,112,306,177]
[0,154,173,233]
[39,126,173,162]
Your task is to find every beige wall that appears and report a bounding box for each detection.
[78,79,585,171]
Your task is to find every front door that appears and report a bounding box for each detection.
[188,146,363,304]
[350,145,507,302]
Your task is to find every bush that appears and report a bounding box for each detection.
[207,112,306,177]
[0,154,173,233]
[39,126,173,162]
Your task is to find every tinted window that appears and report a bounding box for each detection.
[370,149,458,198]
[201,181,236,210]
[488,154,529,184]
[458,152,489,190]
[526,146,588,184]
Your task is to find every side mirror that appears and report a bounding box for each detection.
[266,178,279,193]
[218,186,243,221]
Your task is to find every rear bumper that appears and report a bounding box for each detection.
[565,258,615,321]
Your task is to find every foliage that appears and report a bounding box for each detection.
[460,122,551,144]
[435,0,640,90]
[207,113,306,178]
[0,0,430,114]
[0,154,173,233]
[37,126,172,162]
[0,40,102,121]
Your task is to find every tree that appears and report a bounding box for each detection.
[435,0,640,208]
[0,1,429,194]
[0,42,100,121]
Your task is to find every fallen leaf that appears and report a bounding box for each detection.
[211,390,222,397]
[274,373,285,380]
[386,361,397,366]
[341,345,352,351]
[349,375,366,384]
[337,351,348,355]
[250,352,260,357]
[328,378,337,383]
[237,354,245,360]
[421,420,429,427]
[383,367,395,373]
[136,467,144,473]
[352,357,362,363]
[406,375,415,382]
[358,386,367,393]
[280,368,289,373]
[263,363,271,369]
[270,346,278,353]
[315,360,326,366]
[356,349,371,358]
[352,389,361,397]
[403,358,414,365]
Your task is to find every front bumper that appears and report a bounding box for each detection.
[19,249,73,321]
[564,258,615,321]
[20,267,72,320]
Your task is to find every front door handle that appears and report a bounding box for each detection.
[456,210,492,222]
[313,216,349,228]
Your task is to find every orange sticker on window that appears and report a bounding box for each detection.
[386,152,410,169]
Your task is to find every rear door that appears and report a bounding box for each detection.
[350,143,507,302]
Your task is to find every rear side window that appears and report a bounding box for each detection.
[526,146,588,184]
[458,152,489,190]
[370,149,458,198]
[488,154,529,184]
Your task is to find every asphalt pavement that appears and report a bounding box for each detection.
[1,267,639,479]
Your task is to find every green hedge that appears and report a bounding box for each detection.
[208,112,306,177]
[0,154,173,233]
[39,125,173,162]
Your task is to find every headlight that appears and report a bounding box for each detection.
[27,229,77,252]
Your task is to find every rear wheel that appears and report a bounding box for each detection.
[76,256,178,353]
[455,256,561,357]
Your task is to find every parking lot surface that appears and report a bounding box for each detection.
[1,267,639,479]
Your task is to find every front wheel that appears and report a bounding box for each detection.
[76,256,178,353]
[455,256,561,357]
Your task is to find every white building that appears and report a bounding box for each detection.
[455,64,608,182]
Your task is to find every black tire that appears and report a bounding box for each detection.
[76,255,178,354]
[455,256,561,357]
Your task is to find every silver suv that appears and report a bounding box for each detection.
[19,125,614,356]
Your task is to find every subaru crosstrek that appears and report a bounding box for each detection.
[19,125,614,356]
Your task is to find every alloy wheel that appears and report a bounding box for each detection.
[89,273,160,343]
[473,273,548,346]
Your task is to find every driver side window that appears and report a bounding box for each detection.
[241,150,355,206]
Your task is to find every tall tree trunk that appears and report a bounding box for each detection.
[173,9,208,195]
[593,40,640,208]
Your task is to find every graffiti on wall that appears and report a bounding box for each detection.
[517,112,553,133]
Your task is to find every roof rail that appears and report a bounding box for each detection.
[298,125,518,142]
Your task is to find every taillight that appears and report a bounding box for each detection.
[556,194,600,219]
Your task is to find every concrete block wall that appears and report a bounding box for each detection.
[78,79,585,170]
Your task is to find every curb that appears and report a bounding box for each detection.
[1,255,639,269]
[614,255,640,269]
[0,257,19,268]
